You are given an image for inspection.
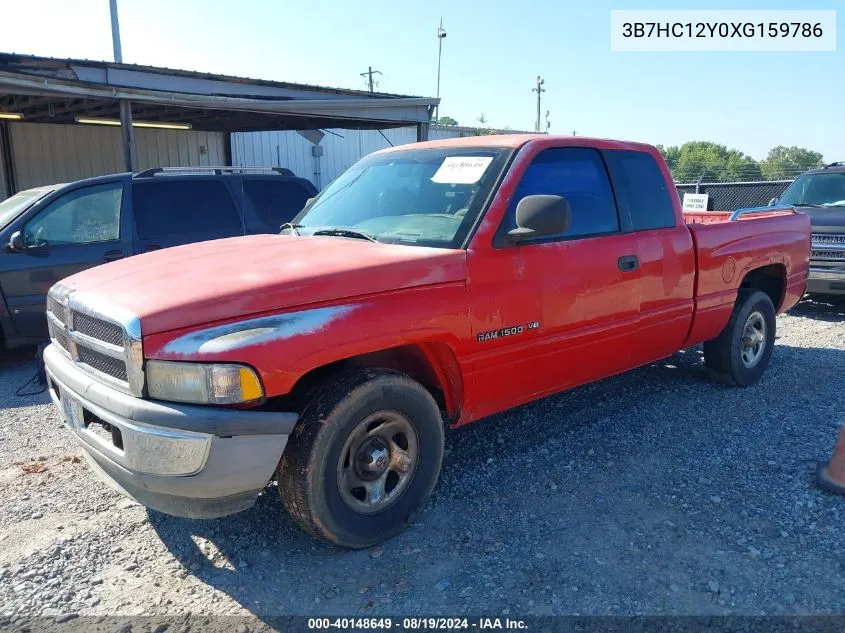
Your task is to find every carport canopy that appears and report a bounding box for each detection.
[0,53,438,181]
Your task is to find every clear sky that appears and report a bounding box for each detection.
[1,0,841,161]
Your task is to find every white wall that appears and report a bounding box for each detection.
[7,122,227,191]
[232,125,528,190]
[231,127,417,190]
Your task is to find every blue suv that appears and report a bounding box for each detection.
[0,167,317,350]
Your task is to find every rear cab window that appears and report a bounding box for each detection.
[603,150,677,231]
[132,179,243,243]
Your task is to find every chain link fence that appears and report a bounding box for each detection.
[675,180,794,211]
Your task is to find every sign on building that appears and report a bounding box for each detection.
[682,193,709,211]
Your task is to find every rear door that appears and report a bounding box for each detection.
[0,180,130,339]
[601,149,695,365]
[131,177,245,253]
[241,176,316,234]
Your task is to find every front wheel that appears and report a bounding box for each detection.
[277,368,444,548]
[703,289,776,387]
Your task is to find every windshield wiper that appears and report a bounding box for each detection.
[280,222,303,236]
[792,202,825,208]
[312,228,378,243]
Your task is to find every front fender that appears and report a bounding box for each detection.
[142,283,472,398]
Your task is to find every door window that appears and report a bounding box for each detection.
[502,148,619,241]
[133,180,242,240]
[23,183,122,247]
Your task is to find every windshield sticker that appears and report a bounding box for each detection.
[431,156,494,184]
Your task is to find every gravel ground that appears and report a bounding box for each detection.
[1,295,844,624]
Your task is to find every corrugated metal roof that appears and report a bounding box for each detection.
[0,52,428,100]
[0,52,438,131]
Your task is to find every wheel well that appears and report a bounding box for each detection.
[282,343,463,424]
[740,264,786,311]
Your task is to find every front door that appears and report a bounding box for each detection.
[0,181,128,340]
[466,147,643,419]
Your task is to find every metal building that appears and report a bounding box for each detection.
[0,53,438,199]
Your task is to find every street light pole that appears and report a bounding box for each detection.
[109,0,123,62]
[435,19,447,122]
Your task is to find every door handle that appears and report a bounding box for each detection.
[103,249,125,262]
[618,255,639,272]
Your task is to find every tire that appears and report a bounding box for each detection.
[277,368,445,549]
[703,289,776,387]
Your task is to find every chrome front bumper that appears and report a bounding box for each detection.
[43,344,297,518]
[807,267,845,295]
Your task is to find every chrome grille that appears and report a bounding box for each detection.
[77,347,129,382]
[73,311,124,346]
[48,319,70,353]
[47,295,66,324]
[811,249,845,261]
[46,284,144,396]
[812,233,845,245]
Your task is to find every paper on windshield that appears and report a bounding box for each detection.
[431,156,493,184]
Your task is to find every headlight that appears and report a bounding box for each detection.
[146,360,264,405]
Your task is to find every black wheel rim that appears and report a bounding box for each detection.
[337,411,419,514]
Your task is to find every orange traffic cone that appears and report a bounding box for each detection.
[817,422,845,495]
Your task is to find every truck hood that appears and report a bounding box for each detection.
[798,206,845,231]
[60,234,467,335]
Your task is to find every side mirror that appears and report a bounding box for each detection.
[768,197,779,206]
[507,195,572,243]
[303,197,315,211]
[8,230,24,252]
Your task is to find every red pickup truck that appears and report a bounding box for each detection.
[43,135,810,548]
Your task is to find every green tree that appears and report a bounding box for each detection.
[657,141,761,182]
[760,146,824,180]
[656,145,681,173]
[437,115,459,126]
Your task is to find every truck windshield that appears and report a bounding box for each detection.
[0,186,57,230]
[779,172,845,207]
[291,147,512,248]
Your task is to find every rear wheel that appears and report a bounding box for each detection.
[277,368,444,548]
[703,289,776,387]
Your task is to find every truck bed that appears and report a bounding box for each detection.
[682,206,811,346]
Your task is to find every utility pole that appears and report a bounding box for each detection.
[359,66,382,93]
[532,76,545,133]
[435,19,447,121]
[545,110,551,133]
[109,0,136,172]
